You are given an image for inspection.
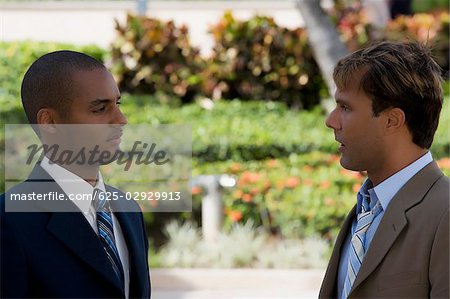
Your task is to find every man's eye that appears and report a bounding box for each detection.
[93,106,106,113]
[340,104,349,111]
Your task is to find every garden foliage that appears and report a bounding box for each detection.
[333,6,449,76]
[1,7,449,248]
[110,12,327,108]
[203,12,325,108]
[110,15,204,104]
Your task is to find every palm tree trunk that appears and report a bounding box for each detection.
[296,0,348,97]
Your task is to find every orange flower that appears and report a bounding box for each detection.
[263,180,272,191]
[242,193,253,203]
[276,180,285,190]
[149,199,158,208]
[266,159,278,168]
[233,189,244,199]
[228,210,243,222]
[191,186,203,195]
[302,165,314,172]
[319,180,331,189]
[230,162,242,173]
[353,183,361,193]
[437,158,450,170]
[303,179,313,187]
[239,171,261,185]
[285,177,300,189]
[250,188,260,195]
[329,155,340,162]
[324,197,335,206]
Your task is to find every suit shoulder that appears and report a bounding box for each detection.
[430,174,449,203]
[424,174,450,215]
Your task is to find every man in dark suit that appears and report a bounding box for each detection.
[320,41,449,298]
[1,51,151,298]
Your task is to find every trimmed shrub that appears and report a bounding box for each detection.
[203,12,327,109]
[110,14,204,104]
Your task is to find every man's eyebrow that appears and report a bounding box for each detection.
[89,99,111,108]
[335,98,350,105]
[89,96,121,108]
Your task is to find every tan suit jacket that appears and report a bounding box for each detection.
[319,161,449,298]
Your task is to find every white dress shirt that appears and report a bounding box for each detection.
[41,156,130,298]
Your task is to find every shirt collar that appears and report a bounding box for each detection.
[40,156,105,214]
[357,151,433,212]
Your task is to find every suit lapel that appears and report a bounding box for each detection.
[110,192,148,298]
[27,164,125,293]
[46,212,124,292]
[350,162,444,295]
[320,205,356,298]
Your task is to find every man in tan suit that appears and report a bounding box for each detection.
[320,41,449,298]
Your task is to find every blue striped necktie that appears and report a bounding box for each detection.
[342,196,382,299]
[92,188,124,289]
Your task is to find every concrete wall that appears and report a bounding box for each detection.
[0,1,306,55]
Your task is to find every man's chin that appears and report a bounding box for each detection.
[339,156,361,172]
[85,145,122,166]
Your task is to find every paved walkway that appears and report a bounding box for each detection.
[151,268,325,299]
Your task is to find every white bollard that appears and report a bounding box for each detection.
[191,175,236,243]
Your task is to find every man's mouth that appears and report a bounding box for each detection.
[107,130,123,144]
[335,137,345,153]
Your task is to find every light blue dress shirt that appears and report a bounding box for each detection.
[337,151,433,298]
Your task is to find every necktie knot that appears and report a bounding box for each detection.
[92,188,108,212]
[361,193,371,213]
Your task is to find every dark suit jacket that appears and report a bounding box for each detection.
[1,164,151,298]
[320,161,449,298]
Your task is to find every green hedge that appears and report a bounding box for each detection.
[120,94,450,161]
[120,96,336,161]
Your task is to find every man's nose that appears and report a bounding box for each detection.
[325,109,339,130]
[113,107,128,126]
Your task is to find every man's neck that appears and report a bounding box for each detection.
[368,148,428,186]
[46,155,99,187]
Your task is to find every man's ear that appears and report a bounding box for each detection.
[384,107,406,134]
[36,108,58,134]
